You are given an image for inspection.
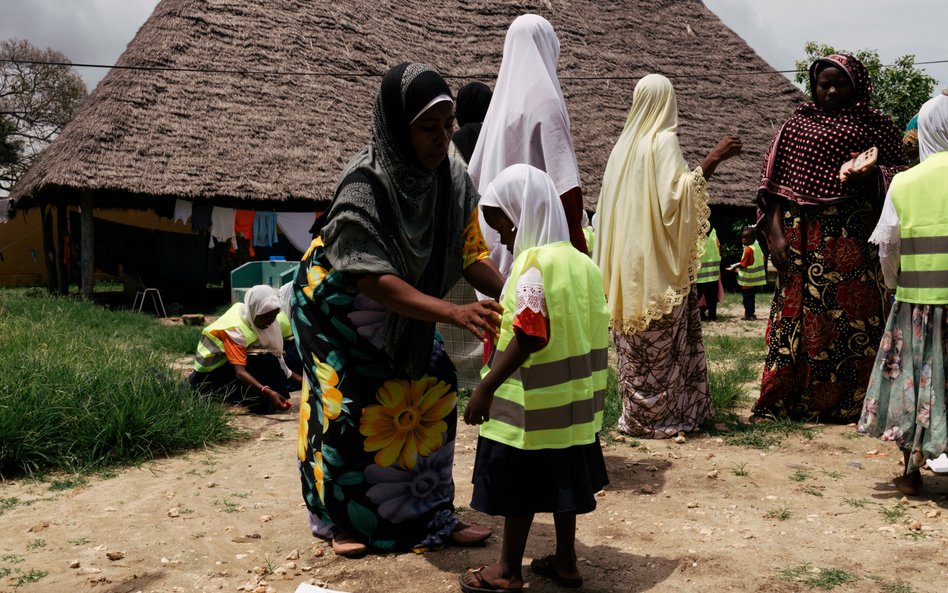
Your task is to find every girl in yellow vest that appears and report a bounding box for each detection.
[461,164,610,593]
[859,90,948,494]
[189,284,301,414]
[727,227,766,320]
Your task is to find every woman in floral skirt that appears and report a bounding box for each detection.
[292,63,504,555]
[859,91,948,494]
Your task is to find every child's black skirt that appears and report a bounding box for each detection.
[470,435,609,516]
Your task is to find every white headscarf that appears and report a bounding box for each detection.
[239,285,283,354]
[467,14,581,281]
[594,74,710,333]
[918,90,948,160]
[479,164,570,259]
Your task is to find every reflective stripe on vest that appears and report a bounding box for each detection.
[194,304,257,372]
[480,242,610,450]
[737,241,766,287]
[893,152,948,304]
[697,228,721,283]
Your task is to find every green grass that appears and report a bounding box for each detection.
[881,582,914,593]
[779,563,859,590]
[765,505,792,521]
[25,539,45,551]
[790,470,810,482]
[603,368,621,435]
[716,418,817,449]
[731,463,750,476]
[0,289,236,478]
[879,503,908,523]
[703,334,762,424]
[843,498,870,508]
[48,475,88,491]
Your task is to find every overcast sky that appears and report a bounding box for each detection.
[1,0,946,94]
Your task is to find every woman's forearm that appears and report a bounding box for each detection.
[357,274,454,324]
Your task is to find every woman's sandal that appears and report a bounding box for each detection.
[450,522,492,546]
[459,567,523,593]
[331,531,367,558]
[530,555,584,588]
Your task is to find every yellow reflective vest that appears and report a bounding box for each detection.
[480,242,610,450]
[697,228,721,283]
[194,304,292,372]
[737,241,766,287]
[893,151,948,304]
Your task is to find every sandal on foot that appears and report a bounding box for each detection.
[530,555,583,588]
[450,522,492,546]
[331,534,367,558]
[459,568,523,593]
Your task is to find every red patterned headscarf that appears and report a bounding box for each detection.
[760,54,905,206]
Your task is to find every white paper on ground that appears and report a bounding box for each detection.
[294,583,351,593]
[926,452,948,473]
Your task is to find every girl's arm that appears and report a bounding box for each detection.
[463,330,545,425]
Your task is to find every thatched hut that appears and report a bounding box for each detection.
[5,0,804,297]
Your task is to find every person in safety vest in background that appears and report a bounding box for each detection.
[460,164,609,593]
[858,89,948,495]
[189,284,302,414]
[728,226,766,320]
[696,225,722,321]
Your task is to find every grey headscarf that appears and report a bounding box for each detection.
[322,63,479,378]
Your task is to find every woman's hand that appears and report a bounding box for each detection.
[449,300,503,342]
[463,385,494,425]
[769,233,790,273]
[711,135,743,161]
[701,135,742,180]
[840,151,877,183]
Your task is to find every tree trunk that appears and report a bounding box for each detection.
[80,192,94,300]
[57,205,69,295]
[40,204,58,293]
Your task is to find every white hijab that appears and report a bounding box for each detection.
[468,14,581,281]
[918,90,948,160]
[239,285,283,354]
[479,164,570,260]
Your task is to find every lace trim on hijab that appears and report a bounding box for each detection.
[615,167,710,333]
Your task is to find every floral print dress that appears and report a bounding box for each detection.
[292,212,489,552]
[754,199,888,423]
[858,304,948,471]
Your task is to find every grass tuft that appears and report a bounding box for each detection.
[779,563,858,590]
[0,290,236,478]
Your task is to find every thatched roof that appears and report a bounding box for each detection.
[9,0,804,212]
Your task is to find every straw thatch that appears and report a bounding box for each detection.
[8,0,804,212]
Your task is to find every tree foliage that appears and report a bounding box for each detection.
[0,38,87,192]
[794,42,936,131]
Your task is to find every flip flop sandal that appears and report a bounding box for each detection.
[331,536,367,558]
[459,567,523,593]
[530,555,584,588]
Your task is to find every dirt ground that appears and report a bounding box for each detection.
[2,302,947,593]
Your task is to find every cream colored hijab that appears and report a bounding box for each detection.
[239,285,284,354]
[593,74,710,333]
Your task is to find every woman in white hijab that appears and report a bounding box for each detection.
[189,284,302,414]
[468,13,588,284]
[860,89,948,494]
[594,74,741,438]
[461,164,609,592]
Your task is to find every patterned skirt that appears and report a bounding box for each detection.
[613,291,712,438]
[753,199,886,423]
[292,240,461,552]
[858,302,948,472]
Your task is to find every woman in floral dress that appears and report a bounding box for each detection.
[753,54,905,423]
[292,63,504,554]
[859,91,948,494]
